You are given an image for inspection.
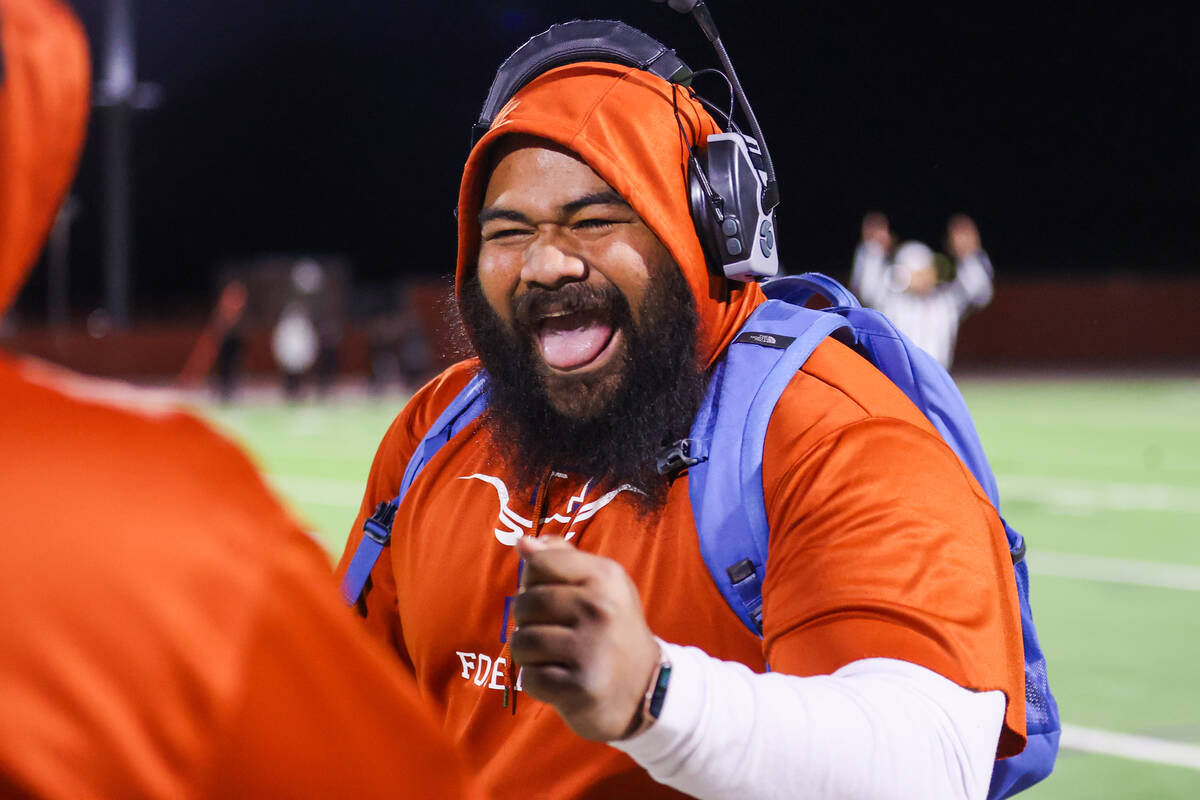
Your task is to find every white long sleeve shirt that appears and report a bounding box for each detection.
[612,644,1004,800]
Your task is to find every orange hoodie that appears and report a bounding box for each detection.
[0,3,477,797]
[0,0,89,313]
[341,58,1025,800]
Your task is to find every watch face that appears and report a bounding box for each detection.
[647,662,672,720]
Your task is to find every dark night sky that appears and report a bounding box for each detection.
[17,1,1199,319]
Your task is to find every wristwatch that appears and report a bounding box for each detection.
[644,654,672,722]
[628,645,672,737]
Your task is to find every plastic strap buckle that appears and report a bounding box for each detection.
[1011,537,1027,565]
[656,438,708,476]
[727,558,765,634]
[363,500,398,546]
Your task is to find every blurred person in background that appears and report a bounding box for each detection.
[211,278,248,401]
[177,277,248,400]
[271,257,344,399]
[0,2,477,797]
[271,259,322,398]
[851,211,994,369]
[367,286,432,395]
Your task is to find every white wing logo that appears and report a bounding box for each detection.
[460,473,641,546]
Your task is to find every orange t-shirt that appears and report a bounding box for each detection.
[338,341,1025,800]
[0,358,478,800]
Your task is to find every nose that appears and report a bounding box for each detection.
[520,233,586,290]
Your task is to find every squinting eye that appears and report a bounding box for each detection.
[483,228,530,241]
[574,219,616,231]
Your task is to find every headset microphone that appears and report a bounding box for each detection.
[652,0,780,280]
[652,0,780,213]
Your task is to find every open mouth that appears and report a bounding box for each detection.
[535,308,620,372]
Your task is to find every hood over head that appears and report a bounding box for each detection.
[455,60,765,367]
[0,0,91,315]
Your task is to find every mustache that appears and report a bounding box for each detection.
[457,265,705,508]
[513,282,631,332]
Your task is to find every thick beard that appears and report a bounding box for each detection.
[458,266,707,510]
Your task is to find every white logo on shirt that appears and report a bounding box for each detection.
[459,473,640,545]
[455,650,521,693]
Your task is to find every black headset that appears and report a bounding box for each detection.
[471,4,780,283]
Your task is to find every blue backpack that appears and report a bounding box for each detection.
[340,272,1059,798]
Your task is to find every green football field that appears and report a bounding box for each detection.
[198,375,1200,798]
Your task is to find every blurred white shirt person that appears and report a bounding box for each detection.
[851,212,994,369]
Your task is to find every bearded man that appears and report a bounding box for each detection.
[338,32,1026,800]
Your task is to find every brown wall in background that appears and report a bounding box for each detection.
[5,276,1198,379]
[2,324,376,378]
[954,276,1200,367]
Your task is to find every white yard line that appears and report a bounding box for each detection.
[1061,724,1200,771]
[1030,551,1200,592]
[998,475,1200,515]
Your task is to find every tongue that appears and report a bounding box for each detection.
[538,315,613,370]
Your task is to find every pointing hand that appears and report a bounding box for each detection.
[511,536,661,741]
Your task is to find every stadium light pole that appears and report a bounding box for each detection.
[47,196,79,329]
[95,0,160,329]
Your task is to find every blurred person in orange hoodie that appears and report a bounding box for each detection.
[0,2,478,797]
[338,19,1026,800]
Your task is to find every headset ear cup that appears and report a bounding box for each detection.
[687,152,722,275]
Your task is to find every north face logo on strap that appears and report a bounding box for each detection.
[734,331,796,349]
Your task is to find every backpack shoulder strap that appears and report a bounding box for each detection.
[687,299,850,635]
[340,372,490,605]
[826,301,1001,507]
[765,272,863,310]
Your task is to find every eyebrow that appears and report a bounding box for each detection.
[562,190,630,216]
[478,190,630,226]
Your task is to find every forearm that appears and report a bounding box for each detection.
[954,251,994,308]
[611,645,1004,800]
[851,243,889,305]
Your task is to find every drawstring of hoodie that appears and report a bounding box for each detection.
[503,471,594,713]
